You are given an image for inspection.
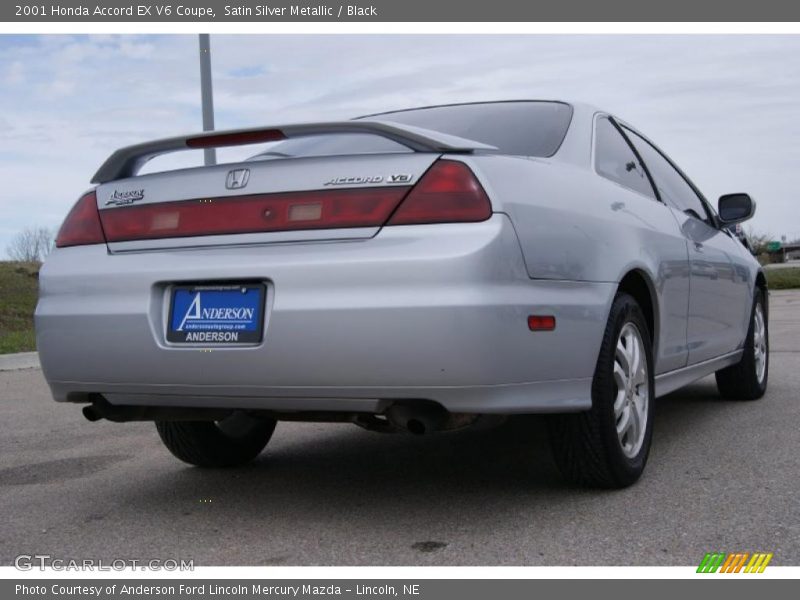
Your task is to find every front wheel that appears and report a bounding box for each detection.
[156,411,277,467]
[547,292,655,488]
[715,289,768,400]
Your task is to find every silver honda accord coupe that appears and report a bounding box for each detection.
[35,100,769,487]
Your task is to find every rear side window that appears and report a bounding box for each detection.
[364,101,573,157]
[623,128,710,222]
[249,133,411,161]
[594,117,655,199]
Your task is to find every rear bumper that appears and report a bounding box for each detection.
[35,215,614,414]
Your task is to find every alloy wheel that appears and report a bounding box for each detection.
[613,322,649,458]
[753,303,767,384]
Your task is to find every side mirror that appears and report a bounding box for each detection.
[718,193,756,225]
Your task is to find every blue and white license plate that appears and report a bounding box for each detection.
[167,284,266,344]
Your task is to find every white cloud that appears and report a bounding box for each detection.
[4,60,25,85]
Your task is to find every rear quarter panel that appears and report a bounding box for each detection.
[462,154,692,374]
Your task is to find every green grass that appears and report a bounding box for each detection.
[0,261,40,354]
[765,267,800,290]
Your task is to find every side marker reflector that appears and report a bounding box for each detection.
[528,315,556,331]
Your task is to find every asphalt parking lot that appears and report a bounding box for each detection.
[1,291,798,567]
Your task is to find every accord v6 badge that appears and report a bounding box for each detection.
[387,174,413,184]
[325,175,384,186]
[324,174,414,186]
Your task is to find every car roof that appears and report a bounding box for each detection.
[355,100,606,168]
[357,99,603,120]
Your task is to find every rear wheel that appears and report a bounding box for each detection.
[547,293,655,488]
[156,411,276,467]
[715,289,768,400]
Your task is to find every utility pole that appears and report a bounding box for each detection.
[198,34,216,166]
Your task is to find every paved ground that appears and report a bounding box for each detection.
[1,291,798,566]
[0,351,38,371]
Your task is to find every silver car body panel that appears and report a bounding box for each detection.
[37,215,611,413]
[654,350,742,398]
[36,100,764,414]
[672,210,754,364]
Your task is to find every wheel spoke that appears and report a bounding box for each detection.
[633,356,647,387]
[616,405,631,436]
[632,390,647,429]
[616,339,632,375]
[613,362,628,413]
[629,334,640,379]
[614,391,627,416]
[628,401,640,445]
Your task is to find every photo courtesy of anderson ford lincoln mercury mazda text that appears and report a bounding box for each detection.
[35,101,769,488]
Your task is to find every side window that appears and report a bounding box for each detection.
[594,117,655,199]
[623,128,710,222]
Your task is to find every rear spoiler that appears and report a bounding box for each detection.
[91,120,497,184]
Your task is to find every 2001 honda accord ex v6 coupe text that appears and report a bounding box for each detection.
[36,101,769,488]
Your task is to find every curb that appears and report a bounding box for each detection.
[0,351,40,371]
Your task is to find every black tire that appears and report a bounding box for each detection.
[547,292,655,488]
[155,411,276,467]
[715,289,768,400]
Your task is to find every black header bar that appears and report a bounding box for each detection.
[4,0,800,22]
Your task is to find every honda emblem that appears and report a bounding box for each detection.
[226,168,251,190]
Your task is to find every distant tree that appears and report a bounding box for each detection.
[5,227,54,263]
[744,226,772,256]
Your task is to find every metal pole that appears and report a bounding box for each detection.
[198,34,216,166]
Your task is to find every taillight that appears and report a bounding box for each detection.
[99,187,410,242]
[386,160,492,225]
[55,191,106,248]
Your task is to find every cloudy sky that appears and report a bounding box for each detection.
[1,34,799,253]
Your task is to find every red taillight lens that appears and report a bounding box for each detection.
[55,191,106,248]
[99,187,410,242]
[387,160,492,226]
[185,129,286,149]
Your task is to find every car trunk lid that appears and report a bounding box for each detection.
[95,152,442,252]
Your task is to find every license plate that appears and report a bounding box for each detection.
[167,284,266,344]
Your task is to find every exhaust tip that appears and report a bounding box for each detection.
[406,419,427,435]
[386,401,448,434]
[82,405,101,422]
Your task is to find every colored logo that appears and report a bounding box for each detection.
[697,552,773,573]
[176,291,256,332]
[167,285,264,345]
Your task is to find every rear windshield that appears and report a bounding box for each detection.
[248,101,573,161]
[365,101,573,157]
[248,133,410,161]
